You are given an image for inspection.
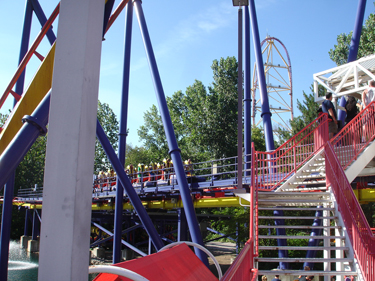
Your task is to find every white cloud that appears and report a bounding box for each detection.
[154,1,235,59]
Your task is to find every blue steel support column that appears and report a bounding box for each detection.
[14,0,33,100]
[338,0,367,126]
[133,0,209,267]
[303,207,323,269]
[178,208,188,242]
[274,209,289,269]
[30,0,56,45]
[102,0,115,38]
[0,175,15,281]
[244,6,251,176]
[96,120,165,251]
[0,2,33,275]
[24,209,31,236]
[113,1,133,264]
[32,209,39,240]
[248,0,274,151]
[0,91,50,190]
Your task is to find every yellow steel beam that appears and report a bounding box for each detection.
[11,196,241,211]
[353,189,375,203]
[0,44,55,155]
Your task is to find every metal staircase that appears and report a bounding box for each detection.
[255,137,375,280]
[256,189,359,280]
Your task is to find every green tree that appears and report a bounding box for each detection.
[138,104,170,161]
[329,5,375,65]
[125,144,152,167]
[138,57,240,163]
[205,57,239,159]
[277,85,326,144]
[95,101,119,173]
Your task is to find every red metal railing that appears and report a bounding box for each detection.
[221,144,258,281]
[330,102,375,169]
[220,239,257,281]
[255,113,329,191]
[325,142,375,280]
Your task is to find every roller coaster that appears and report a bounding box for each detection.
[1,0,375,281]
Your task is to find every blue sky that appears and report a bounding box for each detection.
[1,0,375,147]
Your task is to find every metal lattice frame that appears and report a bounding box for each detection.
[313,53,375,102]
[251,36,293,134]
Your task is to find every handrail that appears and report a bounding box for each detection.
[88,265,149,281]
[220,143,258,281]
[255,113,329,191]
[330,101,375,169]
[325,142,375,281]
[220,238,256,281]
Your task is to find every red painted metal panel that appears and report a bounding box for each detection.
[93,243,218,281]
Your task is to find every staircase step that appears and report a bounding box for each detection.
[258,235,345,239]
[296,174,326,179]
[309,163,325,167]
[258,199,331,203]
[289,180,326,185]
[255,257,353,263]
[258,225,341,229]
[280,187,328,192]
[258,207,334,211]
[257,270,357,276]
[259,191,330,196]
[301,168,324,174]
[258,246,348,251]
[258,216,337,220]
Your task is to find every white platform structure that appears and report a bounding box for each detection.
[313,54,375,103]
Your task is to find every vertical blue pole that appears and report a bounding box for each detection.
[96,120,165,251]
[304,207,323,269]
[30,0,56,45]
[14,0,33,100]
[113,1,133,264]
[177,208,188,242]
[0,175,15,281]
[248,0,274,151]
[133,0,208,267]
[24,208,30,236]
[102,0,115,38]
[32,209,38,240]
[348,0,367,63]
[274,209,289,269]
[244,6,251,176]
[0,1,33,276]
[338,0,367,126]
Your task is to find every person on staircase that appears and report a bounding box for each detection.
[322,92,338,139]
[344,96,360,125]
[271,274,281,281]
[362,79,375,109]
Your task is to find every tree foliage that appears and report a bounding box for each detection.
[329,5,375,65]
[95,101,119,173]
[138,57,240,163]
[277,85,325,144]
